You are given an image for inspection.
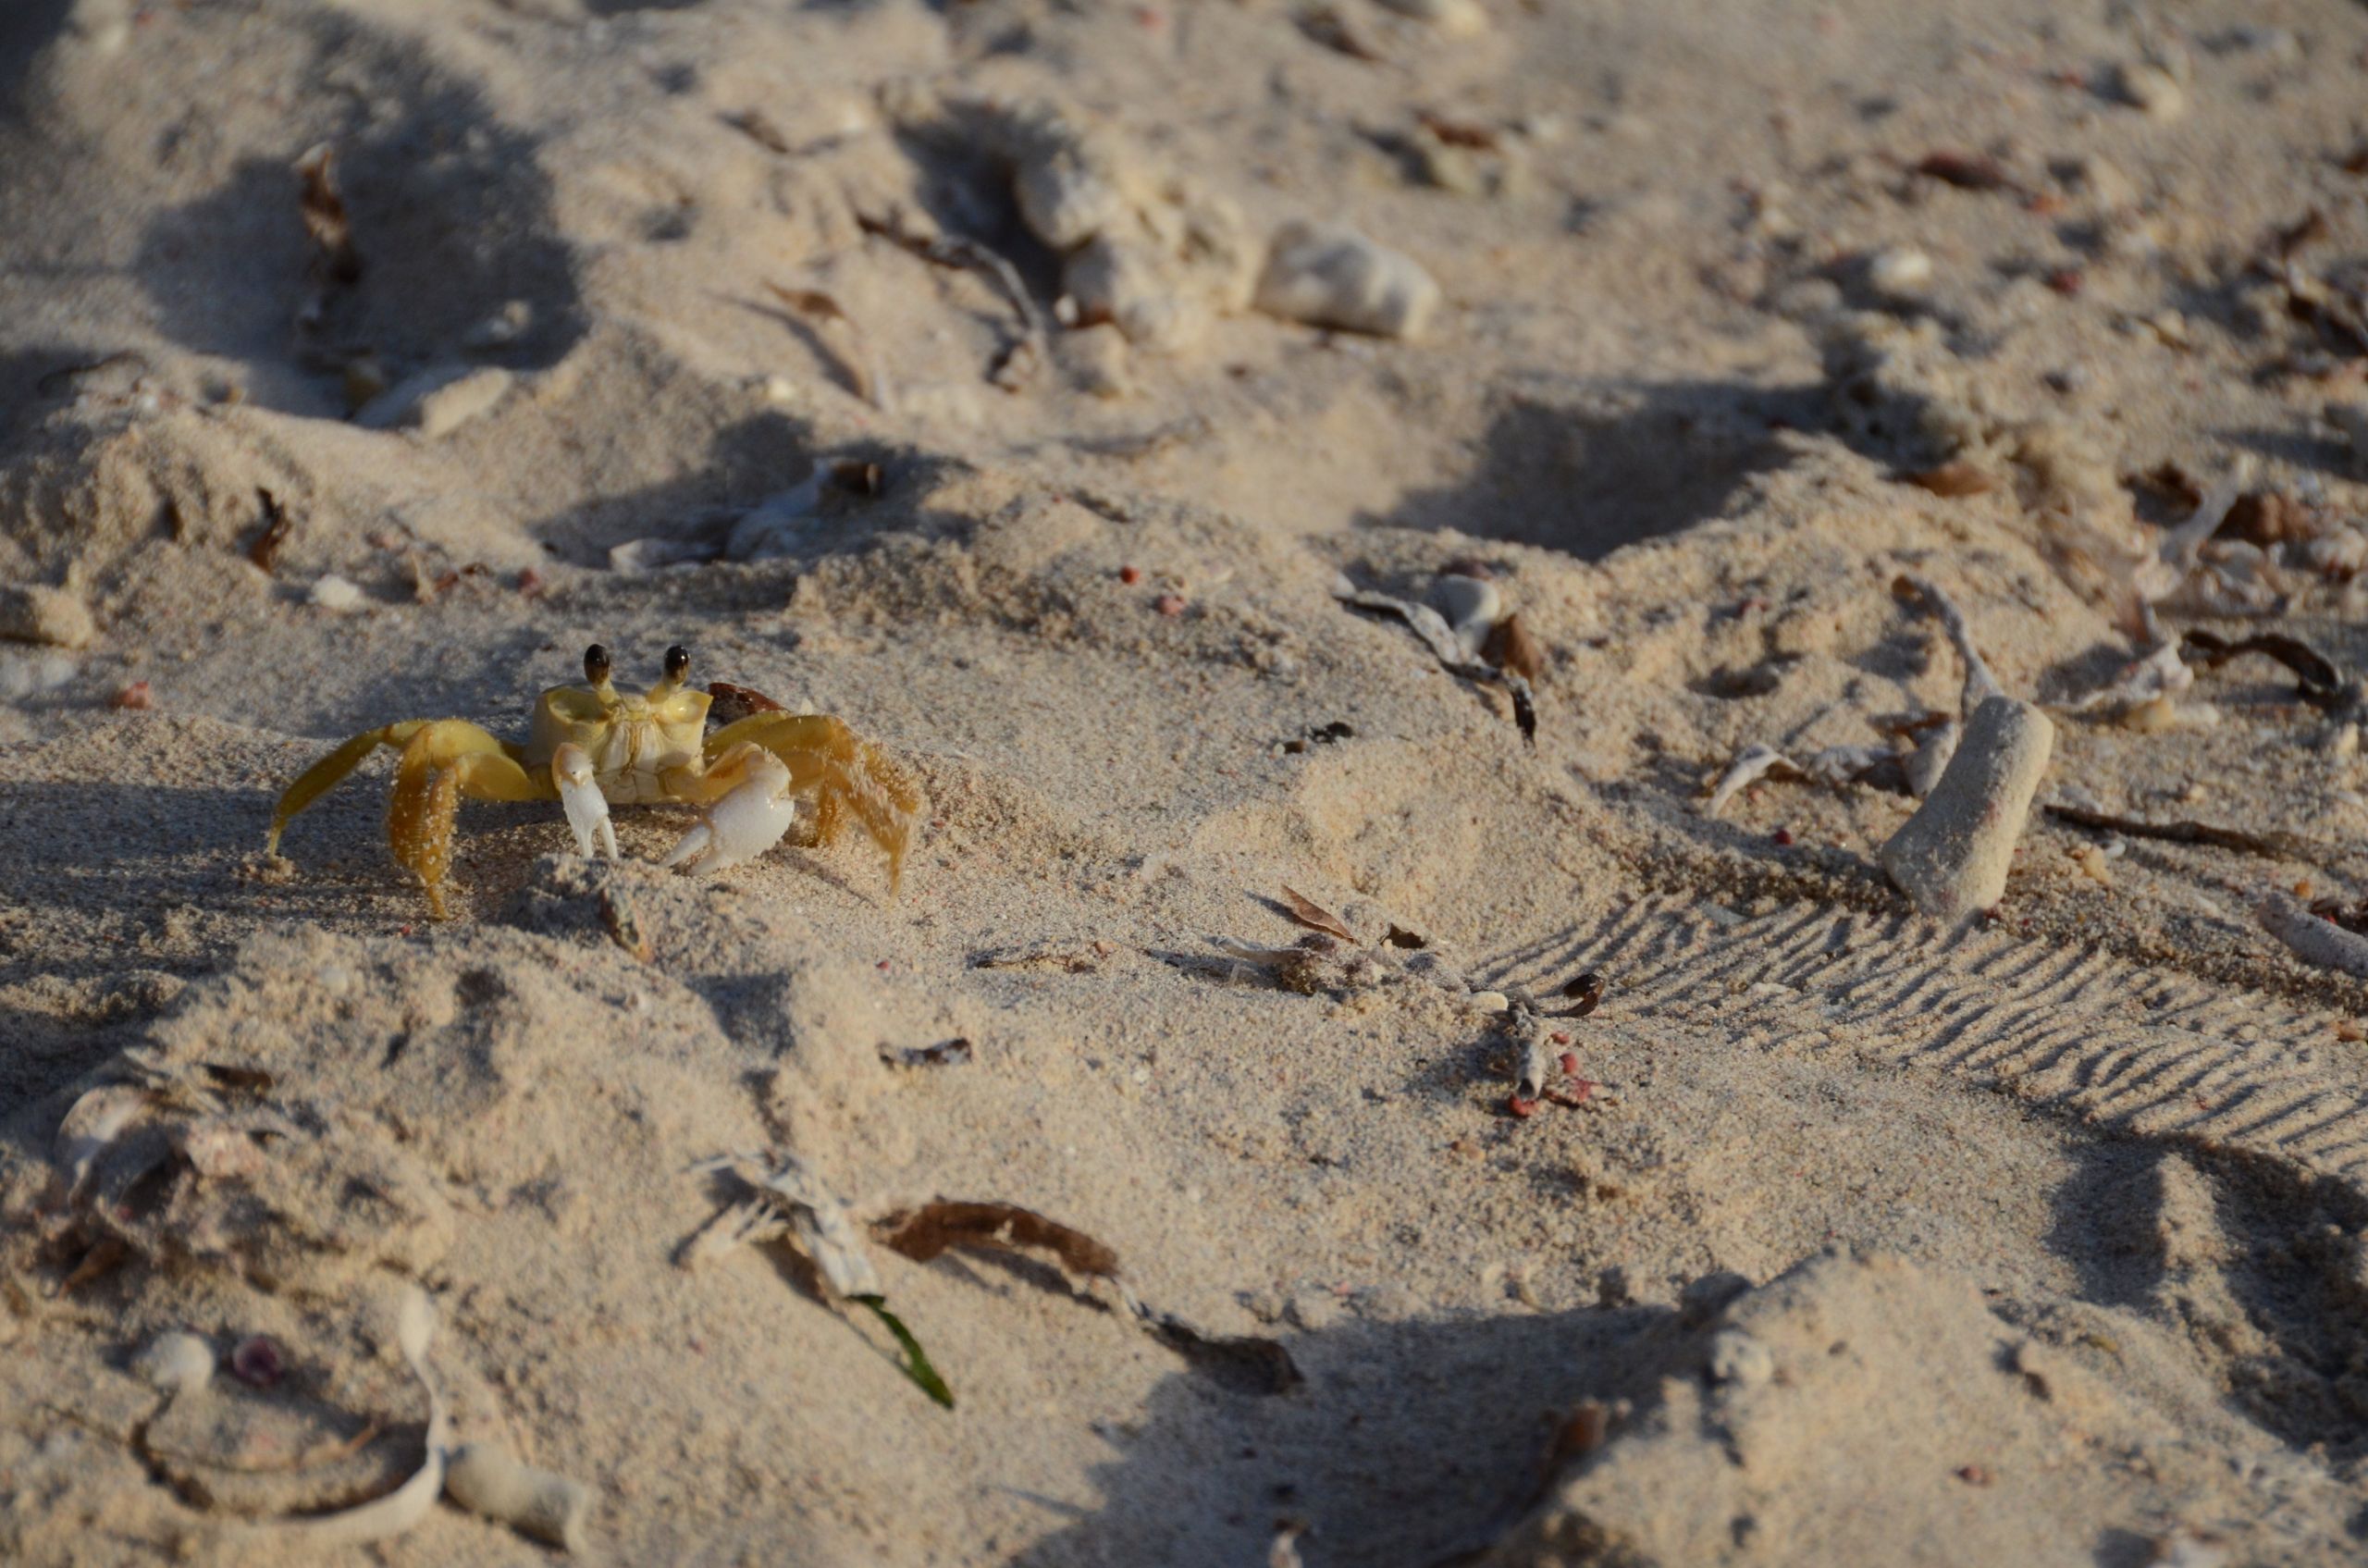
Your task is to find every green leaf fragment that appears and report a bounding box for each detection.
[854,1294,954,1409]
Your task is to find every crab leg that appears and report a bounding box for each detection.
[700,712,920,889]
[387,724,548,919]
[551,744,618,860]
[661,745,802,874]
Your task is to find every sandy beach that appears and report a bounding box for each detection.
[6,0,2368,1562]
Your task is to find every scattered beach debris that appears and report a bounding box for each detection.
[876,1200,1301,1394]
[857,207,1045,390]
[887,88,1254,354]
[1253,220,1440,340]
[764,282,890,410]
[1881,697,2054,920]
[684,1151,953,1408]
[2059,642,2202,731]
[246,1285,449,1554]
[0,582,96,648]
[309,574,364,613]
[229,1334,288,1389]
[1332,574,1536,740]
[1701,742,1903,819]
[355,365,514,439]
[2044,803,2308,861]
[2260,891,2368,980]
[444,1442,592,1554]
[1278,885,1355,942]
[882,1037,974,1069]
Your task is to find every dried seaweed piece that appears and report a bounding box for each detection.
[879,1200,1122,1276]
[294,144,362,286]
[248,489,295,573]
[1332,575,1536,741]
[1278,885,1354,942]
[857,209,1046,390]
[763,281,890,410]
[884,1038,974,1068]
[876,1200,1301,1394]
[2043,803,2309,859]
[2180,629,2352,710]
[1416,111,1503,151]
[1892,573,2006,713]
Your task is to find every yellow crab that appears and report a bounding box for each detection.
[265,644,919,918]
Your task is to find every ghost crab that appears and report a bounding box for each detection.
[265,644,919,918]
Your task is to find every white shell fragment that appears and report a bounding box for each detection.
[1881,698,2054,921]
[1254,221,1441,340]
[132,1332,216,1398]
[309,574,364,613]
[1431,574,1503,658]
[445,1442,593,1554]
[686,1151,882,1299]
[2259,892,2368,980]
[1865,245,1934,295]
[253,1284,449,1553]
[554,743,619,861]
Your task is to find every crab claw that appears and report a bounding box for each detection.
[664,750,800,873]
[553,743,618,860]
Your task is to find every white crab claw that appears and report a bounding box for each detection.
[553,743,618,860]
[664,752,799,874]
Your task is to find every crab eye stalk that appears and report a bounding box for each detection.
[664,645,690,681]
[584,644,611,685]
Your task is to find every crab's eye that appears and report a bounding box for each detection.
[664,645,690,680]
[584,644,611,685]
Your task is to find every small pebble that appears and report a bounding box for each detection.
[111,681,154,710]
[1118,565,1142,585]
[311,574,364,612]
[132,1332,216,1398]
[1708,1327,1775,1388]
[1155,593,1186,616]
[1865,245,1933,295]
[1253,221,1440,340]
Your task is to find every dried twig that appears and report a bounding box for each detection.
[857,209,1045,389]
[2181,629,2353,710]
[2043,803,2312,860]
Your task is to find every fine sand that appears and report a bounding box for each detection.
[6,1,2368,1563]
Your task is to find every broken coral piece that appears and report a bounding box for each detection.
[1881,697,2054,921]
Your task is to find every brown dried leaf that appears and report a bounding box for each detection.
[876,1201,1121,1278]
[293,144,361,286]
[1277,885,1354,943]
